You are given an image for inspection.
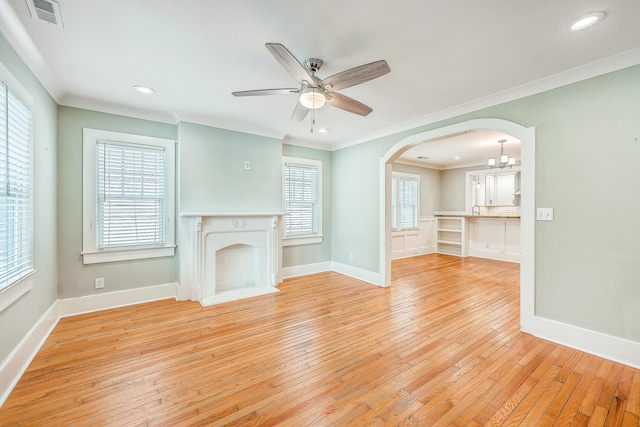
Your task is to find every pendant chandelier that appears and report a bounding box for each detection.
[488,139,516,169]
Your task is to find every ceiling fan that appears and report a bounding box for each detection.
[232,43,390,122]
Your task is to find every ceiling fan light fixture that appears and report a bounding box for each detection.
[299,88,326,109]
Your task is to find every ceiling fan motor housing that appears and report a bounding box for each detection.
[305,58,324,74]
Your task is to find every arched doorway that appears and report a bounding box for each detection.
[379,118,535,333]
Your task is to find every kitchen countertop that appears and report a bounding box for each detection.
[433,211,520,219]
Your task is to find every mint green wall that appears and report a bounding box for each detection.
[333,65,640,342]
[438,165,487,212]
[0,34,58,363]
[282,144,332,267]
[392,163,441,216]
[178,122,282,213]
[57,107,178,298]
[332,139,388,272]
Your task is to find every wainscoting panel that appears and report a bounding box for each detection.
[391,217,436,260]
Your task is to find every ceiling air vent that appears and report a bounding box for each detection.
[26,0,64,28]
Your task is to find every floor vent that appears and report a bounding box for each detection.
[26,0,64,28]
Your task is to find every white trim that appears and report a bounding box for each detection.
[0,299,59,407]
[390,171,420,230]
[0,282,178,407]
[379,118,535,334]
[331,47,640,151]
[0,61,33,107]
[282,156,323,244]
[81,245,176,265]
[534,316,640,370]
[181,211,285,217]
[331,262,385,287]
[58,283,178,318]
[0,274,33,313]
[468,250,520,263]
[283,261,331,278]
[82,128,176,264]
[282,235,323,246]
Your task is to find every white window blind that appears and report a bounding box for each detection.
[96,140,165,250]
[284,162,319,238]
[391,173,419,230]
[0,81,34,291]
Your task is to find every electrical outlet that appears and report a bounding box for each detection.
[244,160,251,170]
[95,277,104,289]
[349,254,354,262]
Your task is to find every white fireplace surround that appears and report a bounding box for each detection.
[179,212,284,305]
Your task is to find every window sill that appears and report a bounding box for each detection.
[392,227,420,232]
[82,245,176,264]
[0,271,35,313]
[282,236,323,247]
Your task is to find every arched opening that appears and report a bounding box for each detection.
[379,118,535,333]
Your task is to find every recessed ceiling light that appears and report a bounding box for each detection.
[133,85,155,94]
[569,11,606,31]
[454,156,462,160]
[318,128,329,133]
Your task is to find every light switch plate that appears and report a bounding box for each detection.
[536,208,554,221]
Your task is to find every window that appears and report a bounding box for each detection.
[82,129,175,264]
[282,157,322,245]
[391,172,419,230]
[0,79,34,300]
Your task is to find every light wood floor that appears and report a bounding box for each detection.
[1,254,639,426]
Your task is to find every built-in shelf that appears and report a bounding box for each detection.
[437,239,462,246]
[436,217,466,257]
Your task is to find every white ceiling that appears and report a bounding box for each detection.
[397,130,520,170]
[2,0,640,151]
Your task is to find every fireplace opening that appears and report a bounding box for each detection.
[215,244,259,291]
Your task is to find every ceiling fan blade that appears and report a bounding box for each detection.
[325,92,373,116]
[291,101,310,122]
[232,88,299,97]
[266,43,316,85]
[321,60,390,91]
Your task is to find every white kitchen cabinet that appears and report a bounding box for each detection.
[486,172,517,206]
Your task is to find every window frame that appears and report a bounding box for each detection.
[82,128,176,264]
[282,156,323,246]
[0,63,35,313]
[391,171,420,231]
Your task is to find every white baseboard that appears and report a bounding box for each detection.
[58,282,178,317]
[391,248,436,261]
[283,261,331,279]
[534,316,640,369]
[0,300,60,407]
[469,249,520,263]
[331,262,385,287]
[0,283,178,407]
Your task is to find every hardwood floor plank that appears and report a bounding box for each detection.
[1,254,639,426]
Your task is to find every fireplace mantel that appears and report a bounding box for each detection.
[178,212,284,305]
[181,212,285,217]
